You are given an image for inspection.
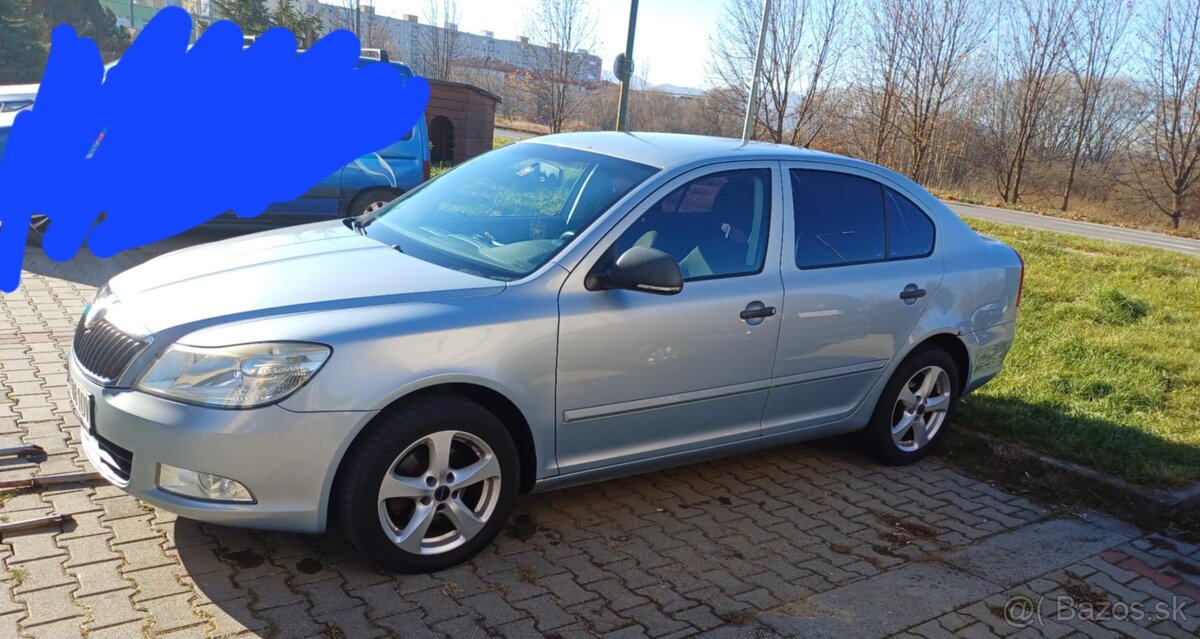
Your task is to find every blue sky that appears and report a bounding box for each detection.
[368,0,724,88]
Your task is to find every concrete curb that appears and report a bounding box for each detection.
[954,428,1200,519]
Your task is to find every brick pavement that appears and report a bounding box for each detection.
[0,232,1197,638]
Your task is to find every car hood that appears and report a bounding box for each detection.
[109,221,504,333]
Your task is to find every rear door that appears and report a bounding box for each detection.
[762,164,943,435]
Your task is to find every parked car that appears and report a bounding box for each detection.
[0,80,37,113]
[0,92,35,113]
[0,112,51,240]
[0,111,12,151]
[261,58,430,219]
[67,133,1023,573]
[3,56,429,239]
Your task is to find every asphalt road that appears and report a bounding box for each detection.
[945,200,1200,257]
[494,126,537,141]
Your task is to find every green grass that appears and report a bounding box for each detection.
[957,219,1200,487]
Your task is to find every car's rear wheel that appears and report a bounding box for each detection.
[337,394,519,573]
[863,345,959,465]
[348,188,399,218]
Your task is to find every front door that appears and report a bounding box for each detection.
[762,165,944,435]
[555,164,784,474]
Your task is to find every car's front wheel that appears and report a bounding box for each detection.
[337,394,520,573]
[863,345,959,465]
[348,188,399,218]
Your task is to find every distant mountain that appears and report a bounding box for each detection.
[649,83,704,97]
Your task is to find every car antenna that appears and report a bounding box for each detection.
[802,123,825,149]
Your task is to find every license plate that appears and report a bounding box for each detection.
[68,375,94,435]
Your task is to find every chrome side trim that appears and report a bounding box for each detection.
[770,359,889,389]
[562,378,772,423]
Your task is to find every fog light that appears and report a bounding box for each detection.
[158,463,255,503]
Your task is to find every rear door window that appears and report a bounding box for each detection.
[791,170,886,268]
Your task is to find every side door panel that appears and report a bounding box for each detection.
[555,162,785,474]
[763,164,943,435]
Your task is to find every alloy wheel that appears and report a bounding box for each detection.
[890,365,951,453]
[377,430,502,555]
[363,200,389,215]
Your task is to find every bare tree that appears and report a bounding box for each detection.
[324,1,392,49]
[708,0,845,145]
[895,0,989,183]
[524,0,598,133]
[1059,0,1129,210]
[421,0,461,81]
[985,0,1076,203]
[1132,0,1200,229]
[861,0,905,164]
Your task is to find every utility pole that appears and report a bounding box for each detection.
[129,0,136,31]
[354,3,361,37]
[741,0,771,143]
[614,0,639,132]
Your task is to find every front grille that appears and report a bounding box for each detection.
[72,317,148,384]
[86,428,134,481]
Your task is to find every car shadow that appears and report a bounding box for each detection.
[170,436,892,633]
[955,393,1200,489]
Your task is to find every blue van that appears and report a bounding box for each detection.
[16,55,430,244]
[265,58,431,218]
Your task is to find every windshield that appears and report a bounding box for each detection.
[362,143,658,280]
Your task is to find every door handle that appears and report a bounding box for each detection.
[740,303,777,321]
[899,284,927,302]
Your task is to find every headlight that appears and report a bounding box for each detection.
[135,342,331,408]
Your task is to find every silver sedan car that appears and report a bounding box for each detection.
[68,133,1022,572]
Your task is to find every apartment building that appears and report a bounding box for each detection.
[310,3,602,87]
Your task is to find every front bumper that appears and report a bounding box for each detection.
[70,356,374,533]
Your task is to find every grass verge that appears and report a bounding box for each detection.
[957,219,1200,487]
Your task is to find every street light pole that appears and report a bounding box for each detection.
[615,0,639,132]
[741,0,771,143]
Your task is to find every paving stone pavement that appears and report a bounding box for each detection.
[1,228,1198,638]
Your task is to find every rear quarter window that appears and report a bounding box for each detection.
[884,188,935,258]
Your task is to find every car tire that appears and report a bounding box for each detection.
[337,394,520,573]
[862,345,960,465]
[348,189,399,218]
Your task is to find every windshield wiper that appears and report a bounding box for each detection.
[343,216,366,235]
[390,242,404,254]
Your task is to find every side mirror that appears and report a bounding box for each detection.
[586,246,683,295]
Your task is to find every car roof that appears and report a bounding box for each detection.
[524,131,847,170]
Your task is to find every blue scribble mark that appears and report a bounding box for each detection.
[0,6,430,292]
